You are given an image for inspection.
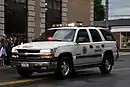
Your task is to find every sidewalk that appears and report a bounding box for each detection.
[119,52,130,56]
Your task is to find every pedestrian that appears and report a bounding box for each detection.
[0,34,13,65]
[0,43,6,66]
[20,38,28,44]
[13,37,19,46]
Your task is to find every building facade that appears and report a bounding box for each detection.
[68,0,94,25]
[0,0,4,39]
[0,0,94,41]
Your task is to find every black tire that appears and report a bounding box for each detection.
[17,69,33,78]
[99,54,113,74]
[55,56,74,79]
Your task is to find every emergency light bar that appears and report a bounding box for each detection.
[52,23,83,27]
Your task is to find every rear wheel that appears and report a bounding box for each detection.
[17,69,33,78]
[99,54,113,74]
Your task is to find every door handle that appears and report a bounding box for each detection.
[89,45,93,48]
[101,44,105,48]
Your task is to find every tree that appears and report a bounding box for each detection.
[94,0,105,21]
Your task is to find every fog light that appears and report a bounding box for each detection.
[12,55,18,58]
[41,67,47,69]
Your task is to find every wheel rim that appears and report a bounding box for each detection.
[61,61,70,76]
[105,60,111,70]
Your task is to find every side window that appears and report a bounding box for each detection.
[89,29,102,42]
[100,29,115,41]
[76,29,90,43]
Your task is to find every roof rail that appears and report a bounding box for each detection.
[52,23,110,29]
[82,25,109,28]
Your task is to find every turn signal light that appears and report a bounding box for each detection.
[41,55,54,59]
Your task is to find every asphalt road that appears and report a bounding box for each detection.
[0,55,130,87]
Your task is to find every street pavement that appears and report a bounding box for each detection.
[0,55,130,87]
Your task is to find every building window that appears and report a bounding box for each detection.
[5,0,27,40]
[120,32,130,48]
[53,0,61,10]
[45,0,62,30]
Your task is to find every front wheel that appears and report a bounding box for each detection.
[17,69,33,78]
[99,54,113,74]
[55,57,73,79]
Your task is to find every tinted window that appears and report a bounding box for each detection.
[100,29,115,41]
[76,29,90,43]
[89,29,102,42]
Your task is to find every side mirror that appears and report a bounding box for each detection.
[76,37,86,43]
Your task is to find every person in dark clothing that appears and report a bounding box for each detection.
[23,38,28,43]
[20,38,28,44]
[0,35,14,65]
[12,37,18,46]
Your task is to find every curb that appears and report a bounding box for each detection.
[0,66,12,70]
[119,52,130,56]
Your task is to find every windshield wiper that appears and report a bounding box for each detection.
[33,39,48,42]
[51,39,63,41]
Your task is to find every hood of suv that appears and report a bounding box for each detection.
[16,41,75,50]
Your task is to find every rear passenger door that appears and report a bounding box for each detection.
[88,29,103,63]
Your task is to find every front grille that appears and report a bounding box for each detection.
[17,49,40,53]
[14,49,41,61]
[11,58,56,62]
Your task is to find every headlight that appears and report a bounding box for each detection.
[12,47,18,58]
[40,49,54,59]
[12,47,18,53]
[40,49,53,55]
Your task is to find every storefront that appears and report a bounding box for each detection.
[0,0,93,41]
[111,26,130,52]
[0,0,67,41]
[0,0,63,41]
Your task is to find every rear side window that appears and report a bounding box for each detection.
[89,29,102,42]
[100,29,115,41]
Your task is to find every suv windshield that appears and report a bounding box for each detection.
[35,29,76,42]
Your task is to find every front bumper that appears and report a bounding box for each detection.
[10,58,57,72]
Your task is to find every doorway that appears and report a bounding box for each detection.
[45,0,62,30]
[4,0,28,41]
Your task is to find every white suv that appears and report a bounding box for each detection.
[11,26,118,79]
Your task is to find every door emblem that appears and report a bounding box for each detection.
[82,46,87,54]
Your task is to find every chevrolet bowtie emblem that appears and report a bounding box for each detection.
[25,53,28,55]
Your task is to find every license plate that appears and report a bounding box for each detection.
[21,62,29,67]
